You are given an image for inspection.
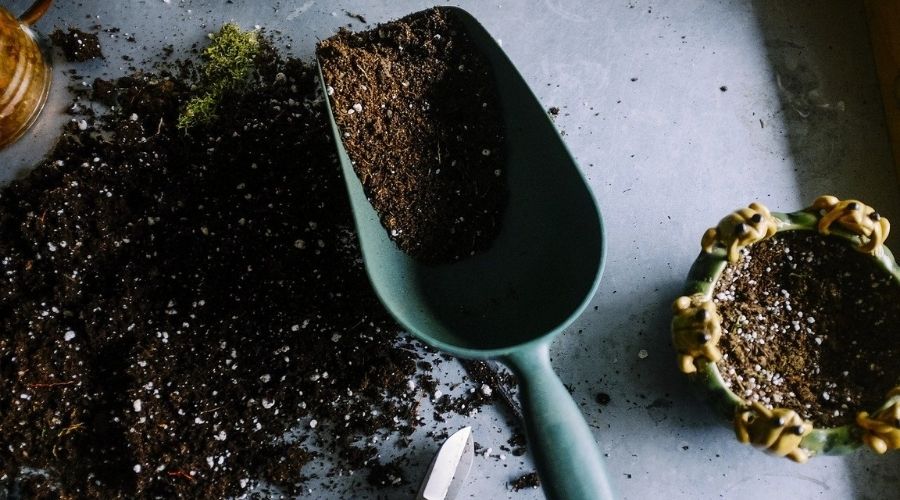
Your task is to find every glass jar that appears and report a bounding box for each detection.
[0,0,53,149]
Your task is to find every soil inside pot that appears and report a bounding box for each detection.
[316,7,507,265]
[0,27,519,499]
[714,230,900,427]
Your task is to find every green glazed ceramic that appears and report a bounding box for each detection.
[318,6,613,500]
[679,201,900,459]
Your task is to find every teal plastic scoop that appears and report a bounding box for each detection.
[318,7,613,499]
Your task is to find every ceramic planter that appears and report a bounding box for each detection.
[673,196,900,462]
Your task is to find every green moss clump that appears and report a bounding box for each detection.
[178,23,261,130]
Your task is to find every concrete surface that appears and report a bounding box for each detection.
[2,0,898,499]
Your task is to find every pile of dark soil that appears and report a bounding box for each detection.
[317,7,507,264]
[713,230,900,427]
[50,28,104,62]
[0,29,519,499]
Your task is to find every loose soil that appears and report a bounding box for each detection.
[0,30,519,499]
[595,392,611,406]
[316,7,507,264]
[510,471,540,491]
[713,230,900,427]
[50,28,104,62]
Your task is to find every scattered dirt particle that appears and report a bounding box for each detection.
[50,27,104,61]
[367,459,408,488]
[595,392,611,406]
[510,471,540,491]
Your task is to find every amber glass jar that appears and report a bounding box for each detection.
[0,1,53,149]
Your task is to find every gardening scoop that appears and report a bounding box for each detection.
[318,6,613,499]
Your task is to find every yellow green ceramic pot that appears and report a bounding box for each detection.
[673,196,900,462]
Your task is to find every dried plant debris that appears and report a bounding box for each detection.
[714,231,900,427]
[50,27,104,62]
[317,7,507,264]
[344,10,368,24]
[0,24,517,499]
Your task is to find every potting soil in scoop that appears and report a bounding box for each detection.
[713,231,900,427]
[317,8,507,265]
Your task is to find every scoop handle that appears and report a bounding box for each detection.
[19,0,53,25]
[503,342,614,500]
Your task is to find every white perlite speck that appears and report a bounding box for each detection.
[64,330,76,342]
[638,349,649,359]
[133,399,143,412]
[352,103,363,113]
[480,384,493,396]
[262,398,275,409]
[309,419,318,429]
[133,464,142,473]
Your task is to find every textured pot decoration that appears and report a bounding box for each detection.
[673,195,900,462]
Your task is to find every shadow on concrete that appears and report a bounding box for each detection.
[750,2,900,498]
[749,0,900,219]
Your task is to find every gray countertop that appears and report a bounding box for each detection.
[3,0,899,499]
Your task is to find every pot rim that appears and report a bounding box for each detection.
[678,201,900,458]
